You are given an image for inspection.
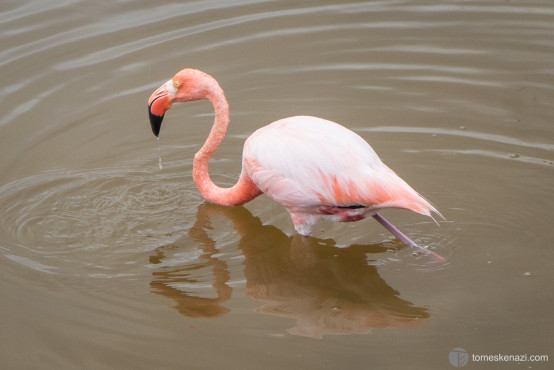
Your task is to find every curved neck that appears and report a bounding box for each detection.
[192,87,261,206]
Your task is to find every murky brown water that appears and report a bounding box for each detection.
[1,1,553,369]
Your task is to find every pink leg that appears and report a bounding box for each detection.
[290,212,316,237]
[372,213,445,262]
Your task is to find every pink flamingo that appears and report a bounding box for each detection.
[148,68,443,256]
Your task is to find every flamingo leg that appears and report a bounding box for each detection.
[372,213,445,262]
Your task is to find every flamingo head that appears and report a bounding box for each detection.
[147,69,218,137]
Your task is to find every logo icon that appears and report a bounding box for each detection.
[449,347,469,368]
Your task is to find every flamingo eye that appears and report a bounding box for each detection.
[173,81,180,89]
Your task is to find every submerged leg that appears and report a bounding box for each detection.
[289,211,316,237]
[372,213,445,262]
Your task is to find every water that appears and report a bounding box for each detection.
[1,1,553,368]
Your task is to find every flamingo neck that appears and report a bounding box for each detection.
[192,87,261,206]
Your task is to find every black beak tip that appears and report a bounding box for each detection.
[148,109,164,137]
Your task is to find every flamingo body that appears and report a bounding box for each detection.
[243,116,438,235]
[147,68,441,238]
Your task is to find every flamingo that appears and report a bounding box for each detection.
[147,68,443,254]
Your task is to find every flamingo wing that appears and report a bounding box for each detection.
[243,116,439,217]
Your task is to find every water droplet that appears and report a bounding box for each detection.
[156,137,163,170]
[523,271,534,277]
[331,306,340,312]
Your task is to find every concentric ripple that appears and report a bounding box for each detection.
[0,158,201,277]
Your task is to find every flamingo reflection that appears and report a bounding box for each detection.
[150,204,430,338]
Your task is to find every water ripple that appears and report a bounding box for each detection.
[361,126,554,152]
[0,159,201,276]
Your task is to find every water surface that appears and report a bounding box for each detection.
[1,1,553,369]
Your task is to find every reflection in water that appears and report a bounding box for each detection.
[150,204,429,338]
[150,241,232,319]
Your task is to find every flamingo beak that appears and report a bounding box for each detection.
[147,82,172,137]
